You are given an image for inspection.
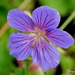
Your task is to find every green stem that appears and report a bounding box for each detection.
[60,11,75,30]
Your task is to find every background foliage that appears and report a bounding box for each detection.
[0,0,75,75]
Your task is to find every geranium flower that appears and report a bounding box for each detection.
[7,6,74,71]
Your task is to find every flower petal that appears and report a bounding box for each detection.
[45,28,74,48]
[9,33,35,60]
[31,39,60,71]
[7,9,35,32]
[32,6,60,30]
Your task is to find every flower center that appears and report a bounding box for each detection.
[31,27,46,47]
[34,27,46,39]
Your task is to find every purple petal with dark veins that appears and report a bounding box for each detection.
[45,28,74,48]
[32,6,60,30]
[9,33,35,60]
[7,9,35,32]
[31,39,60,71]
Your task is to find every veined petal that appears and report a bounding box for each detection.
[31,39,60,71]
[45,28,74,48]
[7,9,35,32]
[9,33,35,60]
[32,6,60,30]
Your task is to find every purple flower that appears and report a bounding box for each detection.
[7,6,74,71]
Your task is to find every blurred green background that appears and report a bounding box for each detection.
[0,0,75,75]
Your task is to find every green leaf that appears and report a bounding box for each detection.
[60,54,73,72]
[15,67,25,75]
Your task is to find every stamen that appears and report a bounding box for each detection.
[32,27,46,45]
[30,27,47,48]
